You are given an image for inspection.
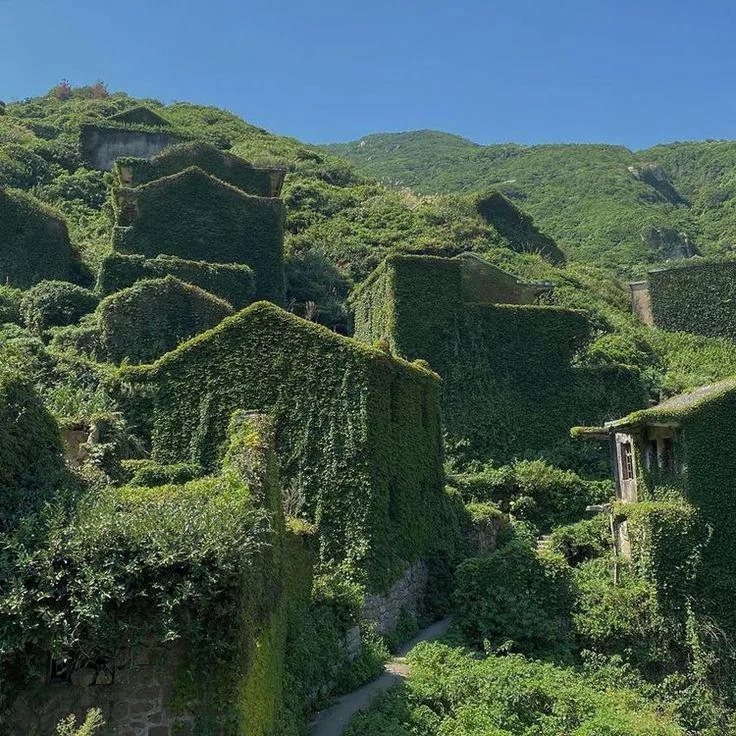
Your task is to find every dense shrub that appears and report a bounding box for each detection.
[572,558,685,676]
[20,280,98,333]
[549,516,611,566]
[0,371,66,531]
[450,459,610,532]
[0,286,22,324]
[345,643,685,736]
[98,276,233,364]
[454,541,573,656]
[0,189,88,288]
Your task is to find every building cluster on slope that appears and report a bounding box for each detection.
[7,105,731,733]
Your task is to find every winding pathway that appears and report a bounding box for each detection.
[309,617,452,736]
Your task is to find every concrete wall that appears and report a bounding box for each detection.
[629,281,654,326]
[80,127,180,171]
[8,642,193,735]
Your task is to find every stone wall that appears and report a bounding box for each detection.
[80,126,182,171]
[8,642,193,735]
[361,561,428,636]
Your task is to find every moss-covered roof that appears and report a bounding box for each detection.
[605,379,736,429]
[110,106,171,127]
[120,300,438,382]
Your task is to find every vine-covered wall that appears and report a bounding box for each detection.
[0,188,88,288]
[97,252,255,309]
[0,372,66,532]
[115,141,283,197]
[649,260,736,341]
[112,167,286,303]
[98,276,234,364]
[119,302,453,592]
[352,254,646,465]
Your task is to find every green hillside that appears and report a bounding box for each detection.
[325,131,736,269]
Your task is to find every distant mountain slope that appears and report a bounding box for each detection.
[325,132,736,268]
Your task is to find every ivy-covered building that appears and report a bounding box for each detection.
[112,166,286,303]
[351,253,645,465]
[114,140,286,197]
[631,259,736,341]
[579,381,736,622]
[0,188,88,288]
[119,301,454,591]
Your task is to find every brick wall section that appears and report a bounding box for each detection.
[9,642,193,735]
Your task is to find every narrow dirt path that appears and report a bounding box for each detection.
[309,617,452,736]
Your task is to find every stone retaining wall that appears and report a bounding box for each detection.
[8,642,192,735]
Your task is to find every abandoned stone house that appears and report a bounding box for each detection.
[351,252,645,463]
[580,379,736,564]
[120,300,449,593]
[630,258,736,341]
[112,166,286,304]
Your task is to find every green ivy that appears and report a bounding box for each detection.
[115,140,282,196]
[117,301,459,592]
[97,252,255,309]
[0,188,88,288]
[98,276,234,364]
[649,259,736,341]
[112,166,285,303]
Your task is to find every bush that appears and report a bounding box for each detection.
[20,280,99,333]
[572,558,685,676]
[0,286,22,324]
[549,516,611,566]
[454,541,573,656]
[345,643,686,736]
[450,459,611,532]
[125,460,205,487]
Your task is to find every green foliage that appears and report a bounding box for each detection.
[325,132,699,268]
[649,259,736,341]
[454,541,573,656]
[56,709,105,736]
[549,516,611,566]
[620,502,706,612]
[123,459,205,487]
[572,558,686,677]
[115,140,281,196]
[284,250,352,332]
[20,280,98,333]
[0,286,22,324]
[113,166,286,303]
[352,254,648,469]
[0,372,66,531]
[345,642,685,735]
[97,252,255,309]
[0,188,88,288]
[474,189,565,263]
[451,460,610,532]
[118,301,456,591]
[98,276,234,364]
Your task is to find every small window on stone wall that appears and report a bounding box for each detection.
[48,655,71,684]
[662,437,676,471]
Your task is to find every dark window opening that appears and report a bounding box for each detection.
[620,442,635,481]
[646,439,658,470]
[662,437,676,471]
[49,656,70,684]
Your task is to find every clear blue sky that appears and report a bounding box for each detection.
[2,0,735,149]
